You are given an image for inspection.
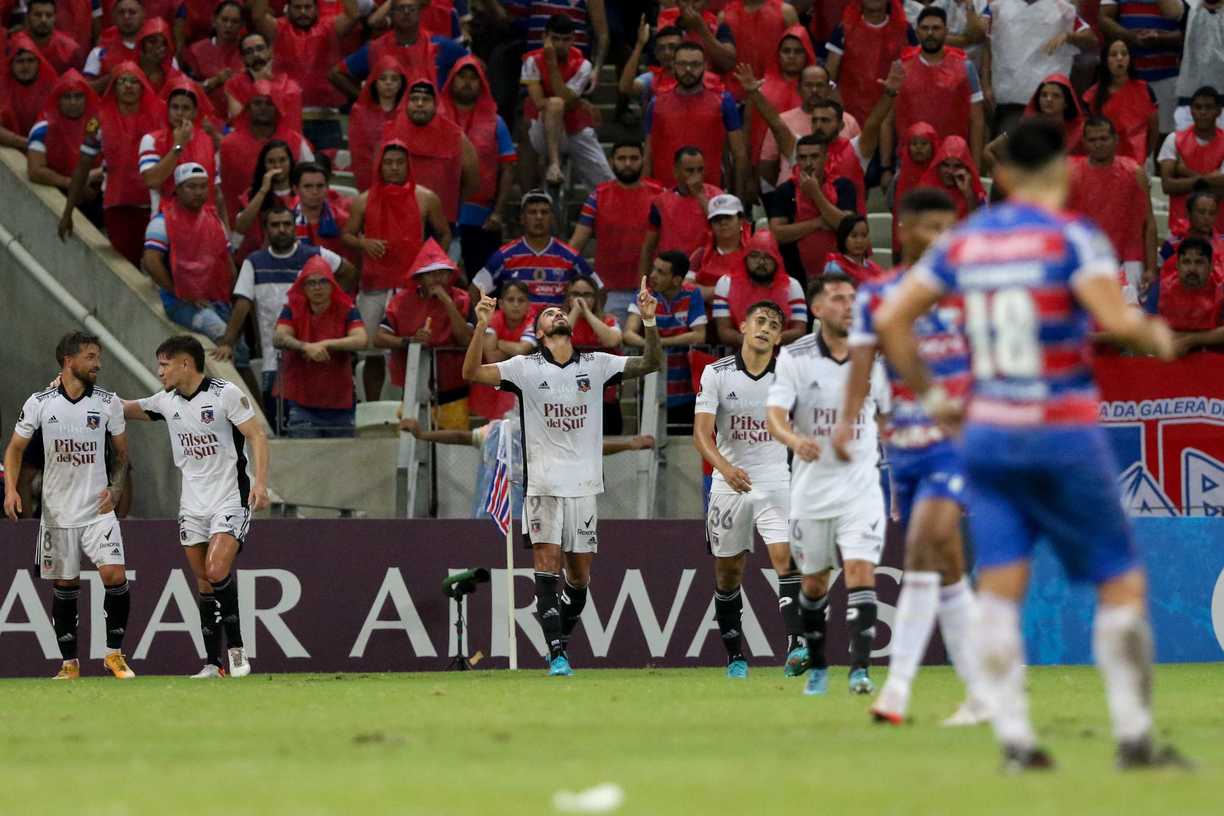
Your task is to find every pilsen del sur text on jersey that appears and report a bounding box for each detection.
[53,437,98,466]
[544,402,588,431]
[177,431,221,459]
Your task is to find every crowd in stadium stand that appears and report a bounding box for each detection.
[3,0,1224,440]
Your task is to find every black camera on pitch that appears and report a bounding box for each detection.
[441,568,490,600]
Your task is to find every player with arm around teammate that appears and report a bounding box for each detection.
[122,336,269,679]
[4,332,135,680]
[766,273,892,697]
[832,187,989,727]
[874,119,1189,771]
[694,301,810,679]
[463,280,663,676]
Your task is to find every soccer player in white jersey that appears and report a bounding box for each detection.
[123,336,269,678]
[694,301,807,679]
[767,273,892,697]
[463,279,663,676]
[4,332,135,680]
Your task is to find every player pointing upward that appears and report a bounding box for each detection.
[463,278,663,676]
[874,119,1187,771]
[4,332,134,680]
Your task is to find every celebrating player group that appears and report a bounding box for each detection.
[3,116,1191,772]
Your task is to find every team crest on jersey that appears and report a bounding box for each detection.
[201,407,215,424]
[86,412,100,430]
[576,374,591,393]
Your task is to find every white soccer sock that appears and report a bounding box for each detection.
[883,571,940,706]
[973,592,1036,750]
[1093,603,1155,744]
[938,578,977,693]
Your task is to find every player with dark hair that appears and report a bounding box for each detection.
[874,118,1188,770]
[4,332,134,679]
[122,336,270,679]
[767,271,891,696]
[695,300,807,679]
[832,187,989,727]
[463,281,663,676]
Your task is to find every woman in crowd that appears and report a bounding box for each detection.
[823,215,885,283]
[234,139,297,259]
[347,56,407,192]
[1083,38,1159,165]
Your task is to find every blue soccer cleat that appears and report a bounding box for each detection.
[848,668,875,695]
[803,667,829,696]
[726,659,749,679]
[783,646,810,677]
[548,655,574,677]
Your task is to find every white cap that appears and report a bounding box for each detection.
[706,193,744,221]
[174,162,208,186]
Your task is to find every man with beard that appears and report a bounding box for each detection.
[223,33,304,129]
[1144,237,1224,354]
[4,332,134,680]
[759,63,862,189]
[713,230,809,346]
[462,280,663,676]
[886,6,985,170]
[83,0,145,89]
[23,0,84,73]
[218,203,356,417]
[569,141,664,326]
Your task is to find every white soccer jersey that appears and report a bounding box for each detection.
[138,378,257,516]
[695,352,790,494]
[767,333,891,519]
[496,347,629,498]
[13,385,125,528]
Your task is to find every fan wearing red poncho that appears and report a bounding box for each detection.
[342,141,450,401]
[50,0,94,59]
[83,0,145,88]
[713,231,809,345]
[1158,87,1224,239]
[885,6,984,175]
[292,160,355,264]
[1157,192,1224,280]
[58,62,166,268]
[719,1,799,83]
[181,1,245,118]
[825,0,916,131]
[139,79,222,213]
[744,25,817,164]
[659,0,738,73]
[0,33,57,150]
[274,256,368,437]
[141,163,243,353]
[22,0,84,73]
[135,18,185,92]
[822,215,886,283]
[219,83,313,229]
[759,63,863,188]
[1068,116,1157,299]
[1142,237,1224,354]
[223,33,304,128]
[1083,38,1158,164]
[985,74,1087,169]
[639,147,724,280]
[348,57,408,192]
[374,238,474,395]
[644,41,748,194]
[689,194,751,307]
[766,134,859,281]
[618,23,685,107]
[249,0,359,111]
[569,141,664,325]
[381,77,479,226]
[888,120,936,248]
[27,70,102,226]
[918,135,985,218]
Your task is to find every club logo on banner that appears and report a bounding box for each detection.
[1095,353,1224,516]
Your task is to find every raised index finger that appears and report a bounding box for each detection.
[640,276,648,294]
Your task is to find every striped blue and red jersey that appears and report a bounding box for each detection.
[1101,0,1182,82]
[913,203,1119,427]
[851,270,972,453]
[473,237,599,307]
[630,284,708,406]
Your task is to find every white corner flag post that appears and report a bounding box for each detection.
[502,420,518,671]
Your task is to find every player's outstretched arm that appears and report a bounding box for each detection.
[1073,274,1176,361]
[832,345,875,462]
[622,278,663,380]
[463,295,505,386]
[122,400,150,420]
[236,417,270,512]
[3,434,30,520]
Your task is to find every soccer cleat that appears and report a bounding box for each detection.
[548,655,574,677]
[190,664,226,679]
[803,667,829,696]
[1116,739,1195,771]
[848,668,875,695]
[1001,745,1056,774]
[726,659,749,679]
[870,684,909,725]
[783,646,810,677]
[52,660,80,680]
[227,647,251,678]
[942,696,992,727]
[103,652,135,679]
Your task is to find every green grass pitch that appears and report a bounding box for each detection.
[2,664,1218,816]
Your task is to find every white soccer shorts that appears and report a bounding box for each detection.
[706,489,790,558]
[179,506,251,547]
[789,503,885,576]
[524,495,598,553]
[36,516,125,580]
